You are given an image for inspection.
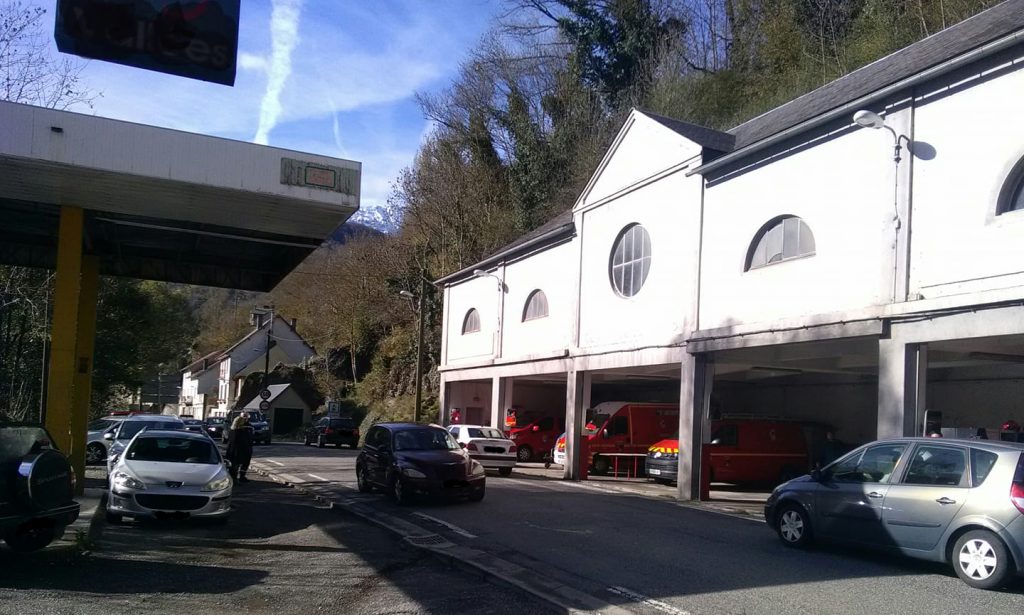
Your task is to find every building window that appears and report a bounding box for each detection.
[522,290,549,321]
[746,216,816,271]
[462,309,481,334]
[998,158,1024,214]
[609,224,652,297]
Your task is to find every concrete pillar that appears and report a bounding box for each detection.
[563,370,589,481]
[439,375,450,425]
[69,256,99,495]
[489,376,506,428]
[878,339,927,438]
[678,353,713,500]
[45,206,84,455]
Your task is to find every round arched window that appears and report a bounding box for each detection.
[609,224,652,297]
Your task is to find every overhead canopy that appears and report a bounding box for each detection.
[0,100,360,290]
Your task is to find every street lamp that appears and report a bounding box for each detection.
[400,283,426,423]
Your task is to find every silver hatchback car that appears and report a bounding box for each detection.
[765,437,1024,589]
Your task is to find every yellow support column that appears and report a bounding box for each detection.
[70,256,99,495]
[45,206,84,456]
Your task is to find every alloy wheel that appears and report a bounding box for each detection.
[780,510,804,542]
[86,444,105,464]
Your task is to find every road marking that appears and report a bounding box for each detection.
[265,459,285,466]
[521,521,591,535]
[607,586,692,615]
[411,512,478,538]
[308,473,329,482]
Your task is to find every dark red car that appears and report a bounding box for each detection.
[304,417,360,448]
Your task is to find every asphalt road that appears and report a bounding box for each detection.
[253,441,1024,615]
[0,471,553,615]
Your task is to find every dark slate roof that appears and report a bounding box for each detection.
[181,349,223,374]
[640,110,735,152]
[729,0,1024,150]
[435,209,575,284]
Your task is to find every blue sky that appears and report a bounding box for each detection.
[32,0,503,220]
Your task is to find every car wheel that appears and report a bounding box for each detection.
[591,455,610,475]
[303,435,310,446]
[356,465,373,493]
[498,467,513,477]
[516,445,533,463]
[86,443,106,465]
[953,530,1013,590]
[392,476,412,506]
[3,522,56,553]
[654,478,673,486]
[317,435,325,449]
[776,504,813,548]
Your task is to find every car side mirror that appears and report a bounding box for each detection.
[103,432,114,441]
[811,468,822,482]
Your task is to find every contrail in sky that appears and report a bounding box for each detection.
[254,0,304,145]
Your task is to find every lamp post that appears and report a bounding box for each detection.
[400,278,426,423]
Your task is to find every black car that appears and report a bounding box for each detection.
[356,423,485,505]
[204,417,226,439]
[0,422,80,552]
[223,410,271,445]
[304,417,360,448]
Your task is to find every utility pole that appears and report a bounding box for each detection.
[263,308,273,391]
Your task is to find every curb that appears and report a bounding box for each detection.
[251,463,628,615]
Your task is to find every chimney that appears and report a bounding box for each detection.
[202,358,210,371]
[290,317,297,328]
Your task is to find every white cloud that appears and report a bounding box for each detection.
[238,52,268,72]
[253,0,305,145]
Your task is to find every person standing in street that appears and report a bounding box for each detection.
[227,414,254,482]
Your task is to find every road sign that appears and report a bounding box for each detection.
[326,400,341,417]
[259,388,272,400]
[258,400,270,412]
[55,0,240,86]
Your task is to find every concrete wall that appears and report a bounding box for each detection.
[448,380,492,426]
[500,242,576,360]
[444,276,502,363]
[509,382,565,415]
[927,363,1024,432]
[910,50,1024,300]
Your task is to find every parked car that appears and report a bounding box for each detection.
[106,429,232,523]
[304,417,360,448]
[203,417,226,440]
[765,437,1024,590]
[356,423,485,505]
[508,415,564,462]
[582,402,679,475]
[105,415,185,472]
[0,421,80,552]
[86,416,125,465]
[448,424,517,476]
[223,410,271,445]
[553,433,567,466]
[646,419,825,486]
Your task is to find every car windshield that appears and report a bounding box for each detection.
[393,428,460,452]
[0,426,52,463]
[117,421,184,440]
[467,427,504,439]
[206,418,225,426]
[584,414,609,435]
[126,436,220,464]
[88,419,116,431]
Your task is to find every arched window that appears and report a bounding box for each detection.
[609,224,652,297]
[522,290,549,321]
[746,216,816,271]
[462,309,480,334]
[998,157,1024,214]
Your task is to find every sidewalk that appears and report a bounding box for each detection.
[51,486,105,552]
[512,463,768,520]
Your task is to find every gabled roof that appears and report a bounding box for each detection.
[181,349,223,374]
[728,0,1024,152]
[243,384,291,409]
[639,110,734,153]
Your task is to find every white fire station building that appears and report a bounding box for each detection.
[435,0,1024,499]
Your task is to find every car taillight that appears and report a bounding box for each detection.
[509,445,517,453]
[324,427,333,434]
[353,429,360,438]
[1011,482,1024,515]
[467,443,478,451]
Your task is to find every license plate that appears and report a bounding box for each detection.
[649,469,661,475]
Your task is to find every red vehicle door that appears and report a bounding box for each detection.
[707,422,740,482]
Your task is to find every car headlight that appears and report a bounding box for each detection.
[202,476,232,492]
[402,467,426,479]
[651,451,662,459]
[112,471,146,490]
[471,462,485,476]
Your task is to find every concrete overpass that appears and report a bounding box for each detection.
[0,100,360,489]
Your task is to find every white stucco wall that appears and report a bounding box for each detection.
[577,170,703,351]
[910,54,1024,299]
[699,118,900,330]
[445,275,502,363]
[500,242,575,359]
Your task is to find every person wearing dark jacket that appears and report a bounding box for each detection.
[226,414,255,482]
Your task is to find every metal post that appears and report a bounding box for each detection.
[45,206,83,454]
[262,308,274,393]
[414,277,425,423]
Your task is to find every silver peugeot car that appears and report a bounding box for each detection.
[765,437,1024,589]
[106,429,232,523]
